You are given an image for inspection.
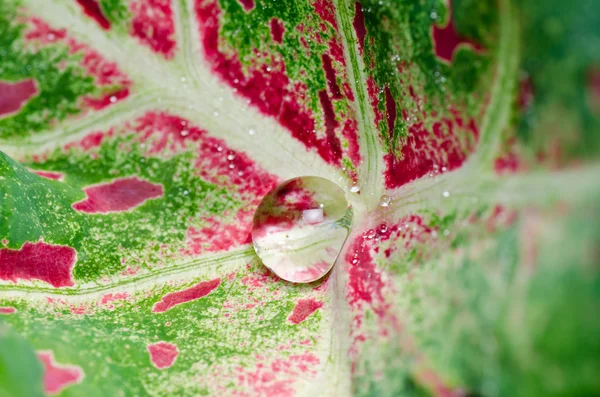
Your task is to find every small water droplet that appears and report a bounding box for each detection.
[227,153,235,161]
[180,129,189,137]
[443,229,450,236]
[252,177,353,283]
[109,96,117,103]
[365,229,376,239]
[350,185,360,193]
[442,191,450,198]
[379,195,391,207]
[248,128,256,135]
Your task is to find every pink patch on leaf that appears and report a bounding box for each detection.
[72,177,163,214]
[432,1,482,63]
[0,307,16,314]
[75,0,111,30]
[100,292,129,305]
[37,351,84,395]
[152,278,221,313]
[0,242,76,288]
[288,298,323,324]
[270,18,285,44]
[30,169,64,181]
[0,79,38,117]
[130,0,177,59]
[147,341,179,369]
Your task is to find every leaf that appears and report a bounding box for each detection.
[0,319,45,397]
[0,0,598,396]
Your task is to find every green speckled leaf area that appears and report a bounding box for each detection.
[0,0,598,396]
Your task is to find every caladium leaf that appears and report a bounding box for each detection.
[0,0,598,395]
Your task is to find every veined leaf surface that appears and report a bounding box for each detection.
[0,0,598,396]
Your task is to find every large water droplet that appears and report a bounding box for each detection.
[252,177,353,283]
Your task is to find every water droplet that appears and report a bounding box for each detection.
[252,177,353,283]
[248,128,256,135]
[442,191,450,198]
[364,229,376,239]
[350,185,360,193]
[379,195,391,207]
[378,223,388,234]
[226,153,236,161]
[180,129,189,137]
[109,96,117,103]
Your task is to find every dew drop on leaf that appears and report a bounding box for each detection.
[251,177,353,283]
[379,195,391,207]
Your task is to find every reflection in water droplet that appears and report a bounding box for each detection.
[252,177,353,283]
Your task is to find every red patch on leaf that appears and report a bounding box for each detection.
[147,342,179,369]
[130,0,177,59]
[194,0,345,166]
[346,235,385,311]
[75,0,111,30]
[318,90,343,163]
[353,2,367,51]
[288,298,323,324]
[127,111,279,255]
[432,1,482,63]
[313,0,338,30]
[72,177,163,214]
[65,130,112,151]
[270,18,285,44]
[237,0,254,11]
[0,79,38,117]
[152,278,221,313]
[322,54,342,99]
[384,106,478,188]
[0,307,16,314]
[37,351,84,395]
[0,242,76,288]
[84,88,130,110]
[24,18,131,109]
